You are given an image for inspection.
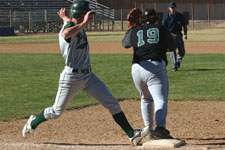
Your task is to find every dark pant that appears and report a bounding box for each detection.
[170,33,186,69]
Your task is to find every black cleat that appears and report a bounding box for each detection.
[172,67,177,72]
[153,126,173,139]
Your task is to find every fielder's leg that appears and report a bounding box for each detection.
[147,62,168,128]
[131,63,154,139]
[131,64,154,129]
[141,98,154,130]
[145,61,173,139]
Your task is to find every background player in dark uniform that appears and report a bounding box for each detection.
[163,1,188,71]
[122,8,177,139]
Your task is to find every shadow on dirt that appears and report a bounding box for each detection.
[181,137,225,146]
[44,142,130,146]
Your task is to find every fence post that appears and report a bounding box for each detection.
[92,15,94,31]
[44,9,48,32]
[134,0,137,8]
[207,2,210,27]
[191,1,194,28]
[10,9,13,27]
[112,19,114,31]
[154,2,157,12]
[103,9,105,30]
[28,11,31,32]
[99,13,102,30]
[111,9,114,31]
[108,11,110,31]
[141,2,144,12]
[121,9,123,31]
[224,0,225,21]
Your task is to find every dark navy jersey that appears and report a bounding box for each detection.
[122,23,177,64]
[163,12,187,34]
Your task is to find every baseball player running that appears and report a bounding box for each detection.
[22,0,148,146]
[122,8,176,139]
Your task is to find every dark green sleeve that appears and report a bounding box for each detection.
[62,22,75,43]
[63,21,75,31]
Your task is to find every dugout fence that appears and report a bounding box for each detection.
[1,0,225,35]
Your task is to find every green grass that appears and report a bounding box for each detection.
[0,53,225,121]
[0,32,126,44]
[0,34,59,44]
[1,28,225,43]
[186,28,225,42]
[168,54,225,100]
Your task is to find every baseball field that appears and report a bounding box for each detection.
[0,28,225,150]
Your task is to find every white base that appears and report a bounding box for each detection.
[142,139,186,149]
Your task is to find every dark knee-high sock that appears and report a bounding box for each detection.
[112,111,134,138]
[31,110,47,129]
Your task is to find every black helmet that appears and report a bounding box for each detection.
[168,1,176,8]
[143,8,158,24]
[144,8,157,18]
[70,0,92,19]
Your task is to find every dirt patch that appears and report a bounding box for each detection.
[0,42,225,54]
[0,100,225,150]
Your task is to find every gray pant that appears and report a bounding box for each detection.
[44,66,122,119]
[170,33,186,69]
[131,60,169,129]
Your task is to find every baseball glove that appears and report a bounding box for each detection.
[127,8,143,29]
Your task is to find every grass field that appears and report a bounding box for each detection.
[0,53,225,121]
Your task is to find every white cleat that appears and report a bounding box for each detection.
[145,129,154,140]
[22,115,36,138]
[130,126,149,146]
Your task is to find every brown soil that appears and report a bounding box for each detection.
[0,41,225,150]
[0,100,225,150]
[0,41,225,54]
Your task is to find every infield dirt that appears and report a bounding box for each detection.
[0,42,225,150]
[1,100,225,150]
[1,41,225,54]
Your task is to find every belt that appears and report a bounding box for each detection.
[72,68,91,73]
[148,58,162,62]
